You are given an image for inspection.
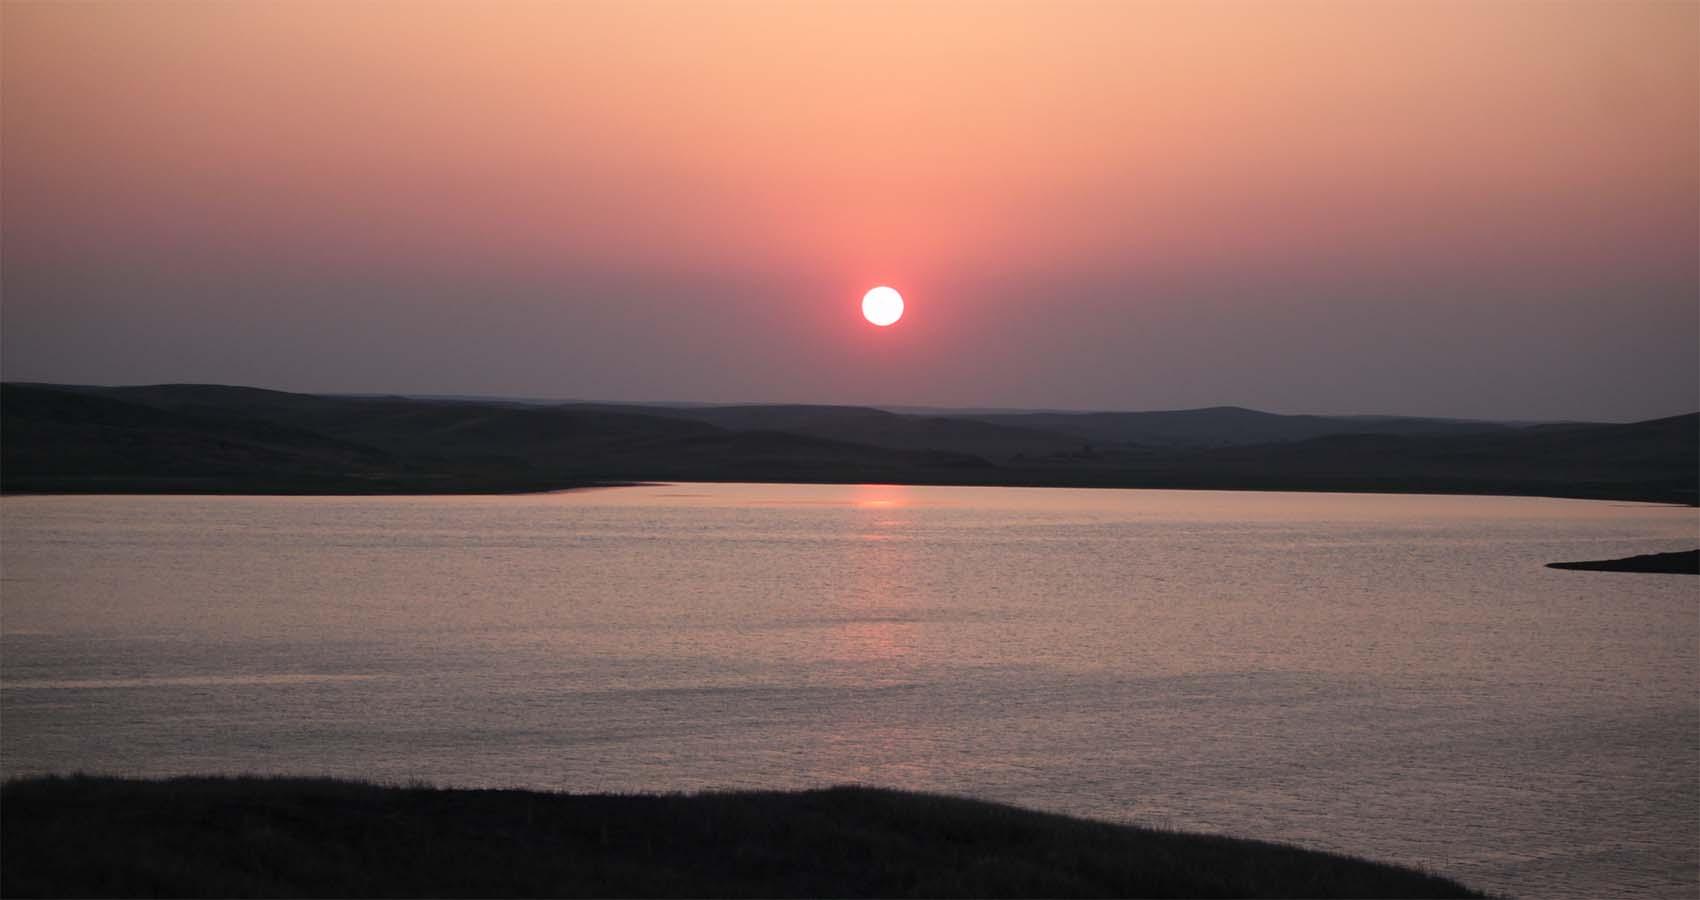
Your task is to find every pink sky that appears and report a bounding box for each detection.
[4,1,1695,419]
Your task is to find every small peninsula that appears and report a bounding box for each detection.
[1547,549,1699,574]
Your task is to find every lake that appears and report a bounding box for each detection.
[2,484,1695,898]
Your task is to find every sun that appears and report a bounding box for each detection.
[862,286,904,326]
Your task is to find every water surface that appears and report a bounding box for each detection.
[3,485,1695,898]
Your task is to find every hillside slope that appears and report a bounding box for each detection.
[622,403,1085,460]
[964,406,1518,448]
[0,384,404,492]
[0,776,1484,899]
[3,383,1692,503]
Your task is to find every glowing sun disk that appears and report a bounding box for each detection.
[862,286,904,326]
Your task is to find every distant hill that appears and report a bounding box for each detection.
[0,384,402,492]
[1128,413,1699,503]
[3,382,1693,504]
[588,403,1085,461]
[1,384,989,492]
[956,406,1521,448]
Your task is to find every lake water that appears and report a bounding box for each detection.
[2,484,1695,898]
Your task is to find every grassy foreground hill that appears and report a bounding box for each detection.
[0,776,1484,898]
[4,382,1694,504]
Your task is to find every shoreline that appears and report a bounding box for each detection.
[4,474,1694,506]
[0,775,1485,898]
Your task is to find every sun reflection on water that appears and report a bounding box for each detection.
[836,485,920,663]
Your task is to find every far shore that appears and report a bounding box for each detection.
[4,473,1695,507]
[0,477,650,497]
[0,775,1485,899]
[7,383,1693,506]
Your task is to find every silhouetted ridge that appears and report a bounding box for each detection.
[3,382,1692,503]
[958,406,1520,448]
[1,384,395,486]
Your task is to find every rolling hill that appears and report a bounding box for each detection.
[955,406,1519,448]
[3,382,1692,504]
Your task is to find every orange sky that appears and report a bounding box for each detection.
[4,1,1696,418]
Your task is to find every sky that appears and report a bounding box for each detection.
[3,0,1695,421]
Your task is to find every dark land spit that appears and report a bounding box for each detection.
[1547,549,1699,574]
[0,776,1484,899]
[5,382,1695,505]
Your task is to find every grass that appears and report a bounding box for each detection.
[0,775,1485,898]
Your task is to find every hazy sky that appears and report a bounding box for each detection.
[3,1,1695,420]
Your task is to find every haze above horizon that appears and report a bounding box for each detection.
[3,1,1695,422]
